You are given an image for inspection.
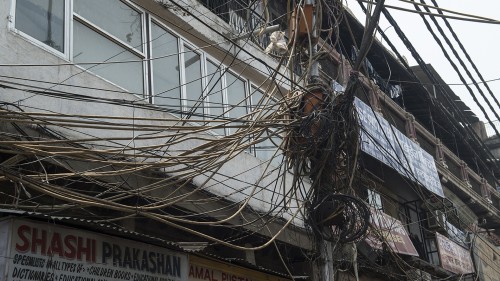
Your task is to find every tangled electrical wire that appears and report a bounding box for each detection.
[311,193,370,243]
[0,84,306,251]
[0,0,373,257]
[284,74,370,244]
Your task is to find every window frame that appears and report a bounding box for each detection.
[180,42,207,118]
[72,0,146,55]
[249,83,264,156]
[367,189,383,211]
[72,13,146,59]
[72,0,148,97]
[248,83,282,160]
[10,0,72,60]
[204,58,226,120]
[10,0,148,96]
[223,69,249,135]
[9,0,278,146]
[148,17,182,108]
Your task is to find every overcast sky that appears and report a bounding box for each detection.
[346,0,500,136]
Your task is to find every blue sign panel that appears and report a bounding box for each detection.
[354,98,444,198]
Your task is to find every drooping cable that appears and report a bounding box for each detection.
[411,0,500,137]
[427,0,500,131]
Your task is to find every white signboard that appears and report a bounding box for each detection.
[436,232,474,274]
[354,98,444,197]
[0,219,188,281]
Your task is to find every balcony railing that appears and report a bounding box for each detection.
[199,0,271,50]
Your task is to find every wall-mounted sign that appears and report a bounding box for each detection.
[0,219,188,281]
[354,98,444,198]
[189,255,290,281]
[436,232,474,274]
[365,210,419,256]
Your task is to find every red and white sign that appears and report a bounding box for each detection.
[365,210,419,256]
[436,232,474,274]
[0,219,188,281]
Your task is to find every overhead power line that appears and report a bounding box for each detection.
[355,2,500,181]
[357,0,500,24]
[427,0,500,122]
[411,0,500,137]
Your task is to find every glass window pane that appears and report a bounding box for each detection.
[15,0,65,52]
[226,72,247,134]
[184,46,203,118]
[206,61,224,135]
[368,190,383,210]
[250,85,265,119]
[250,86,264,110]
[73,20,143,95]
[206,62,224,117]
[74,0,143,51]
[151,23,180,113]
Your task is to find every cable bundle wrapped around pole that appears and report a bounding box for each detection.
[285,0,386,260]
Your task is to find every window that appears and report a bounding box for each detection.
[73,0,143,51]
[206,61,225,135]
[249,86,282,166]
[368,189,383,211]
[425,238,440,265]
[151,22,181,112]
[73,20,144,95]
[14,0,66,53]
[73,0,145,95]
[403,201,427,259]
[13,0,145,94]
[12,0,284,166]
[183,45,204,118]
[225,72,248,135]
[250,86,264,113]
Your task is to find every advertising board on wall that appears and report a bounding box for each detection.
[365,210,419,256]
[436,232,474,275]
[354,98,444,198]
[188,255,290,281]
[0,219,188,281]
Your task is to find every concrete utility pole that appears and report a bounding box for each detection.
[316,240,335,281]
[302,1,386,280]
[306,0,319,81]
[301,0,336,280]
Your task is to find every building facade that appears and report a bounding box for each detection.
[0,1,499,281]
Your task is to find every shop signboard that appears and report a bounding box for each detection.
[354,98,444,198]
[436,232,474,274]
[0,219,188,281]
[365,209,419,256]
[188,255,290,281]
